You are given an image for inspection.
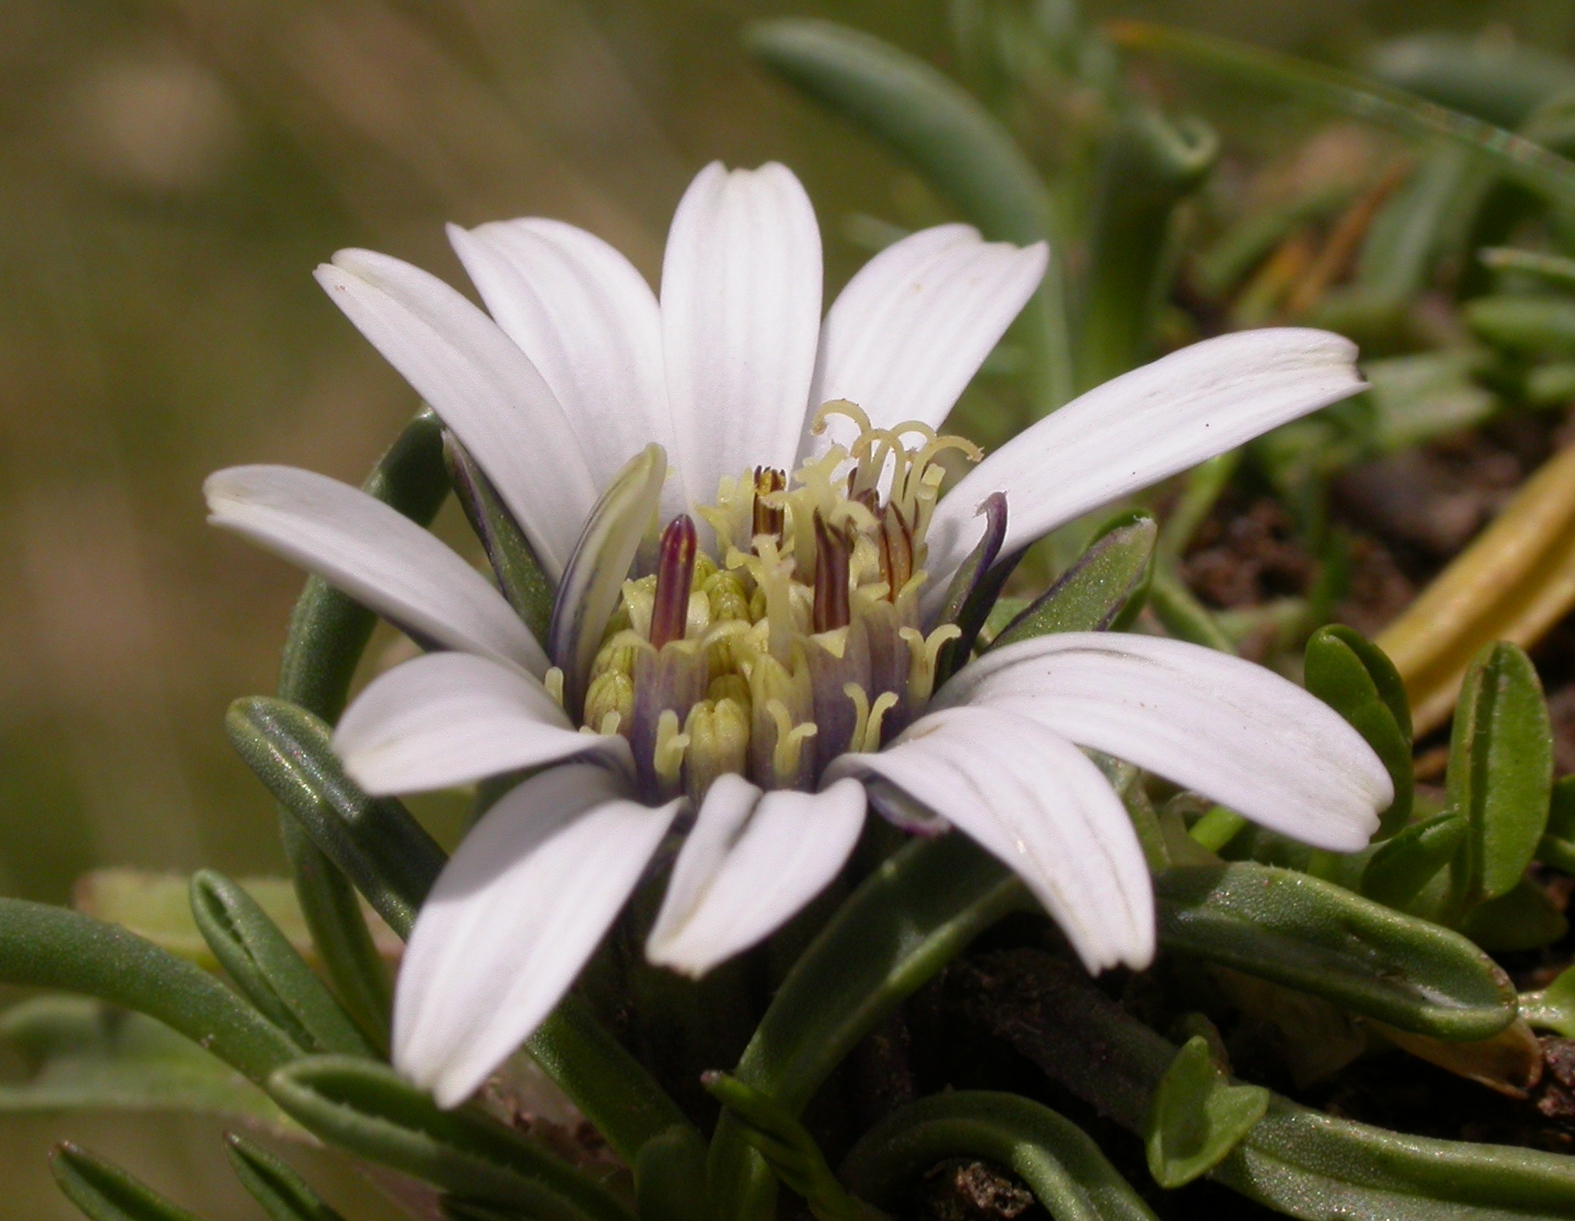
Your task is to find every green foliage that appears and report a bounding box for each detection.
[990,511,1156,646]
[0,897,300,1084]
[224,1134,347,1221]
[0,997,291,1129]
[1304,626,1414,836]
[51,1144,211,1221]
[275,408,451,1053]
[1154,863,1517,1040]
[702,1073,874,1221]
[1144,1036,1268,1189]
[445,435,555,645]
[1446,642,1553,910]
[843,1091,1158,1220]
[226,698,446,941]
[190,871,374,1058]
[267,1056,632,1221]
[745,16,1071,409]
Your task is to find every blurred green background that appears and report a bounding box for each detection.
[1,0,1572,1213]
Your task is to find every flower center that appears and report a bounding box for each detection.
[578,403,978,803]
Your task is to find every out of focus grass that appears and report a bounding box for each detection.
[0,0,1572,1213]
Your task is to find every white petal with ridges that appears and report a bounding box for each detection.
[448,219,682,513]
[806,225,1047,460]
[826,705,1153,972]
[394,764,678,1108]
[646,775,866,976]
[206,466,546,675]
[317,250,598,579]
[661,162,822,510]
[333,653,629,795]
[938,632,1391,851]
[924,329,1365,600]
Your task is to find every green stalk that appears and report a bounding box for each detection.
[274,409,449,1049]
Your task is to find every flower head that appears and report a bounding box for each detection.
[207,162,1391,1108]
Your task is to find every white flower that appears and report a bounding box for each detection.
[206,162,1392,1109]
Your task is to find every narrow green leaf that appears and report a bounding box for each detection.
[191,871,372,1058]
[990,512,1156,648]
[1157,452,1241,564]
[1459,877,1568,951]
[1194,188,1352,298]
[0,996,292,1128]
[1187,807,1247,854]
[842,1091,1157,1221]
[1447,642,1553,906]
[1155,863,1516,1041]
[634,1126,713,1221]
[1481,246,1575,288]
[227,699,692,1167]
[1520,961,1575,1037]
[1304,626,1413,836]
[703,1074,875,1221]
[710,835,1030,1221]
[1110,22,1575,210]
[1359,349,1499,456]
[1365,34,1575,130]
[0,898,299,1083]
[1465,295,1575,355]
[1145,567,1234,652]
[1079,107,1218,390]
[276,408,448,1049]
[1144,1036,1268,1189]
[525,995,696,1170]
[1360,813,1467,909]
[744,16,1072,411]
[964,951,1575,1221]
[1537,774,1575,873]
[446,434,553,645]
[277,408,451,719]
[51,1144,209,1221]
[225,1134,346,1221]
[226,698,446,940]
[267,1056,632,1221]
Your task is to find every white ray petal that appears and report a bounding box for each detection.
[333,652,629,795]
[317,250,598,580]
[448,219,682,515]
[805,225,1047,460]
[923,329,1365,602]
[206,465,546,676]
[826,705,1153,972]
[661,162,822,510]
[938,632,1392,852]
[646,774,866,977]
[394,764,678,1108]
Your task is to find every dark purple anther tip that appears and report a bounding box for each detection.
[650,514,697,649]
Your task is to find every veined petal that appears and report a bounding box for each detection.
[206,465,547,676]
[317,250,598,580]
[938,632,1392,852]
[645,774,865,977]
[924,329,1365,600]
[805,225,1047,460]
[394,764,678,1108]
[448,219,683,515]
[333,652,629,795]
[826,705,1153,972]
[661,162,822,510]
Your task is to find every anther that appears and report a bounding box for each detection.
[650,515,697,650]
[752,467,786,547]
[812,511,853,634]
[878,502,914,600]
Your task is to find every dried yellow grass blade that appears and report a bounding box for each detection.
[1377,441,1575,736]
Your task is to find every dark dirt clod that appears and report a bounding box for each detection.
[1181,497,1314,608]
[914,1159,1037,1221]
